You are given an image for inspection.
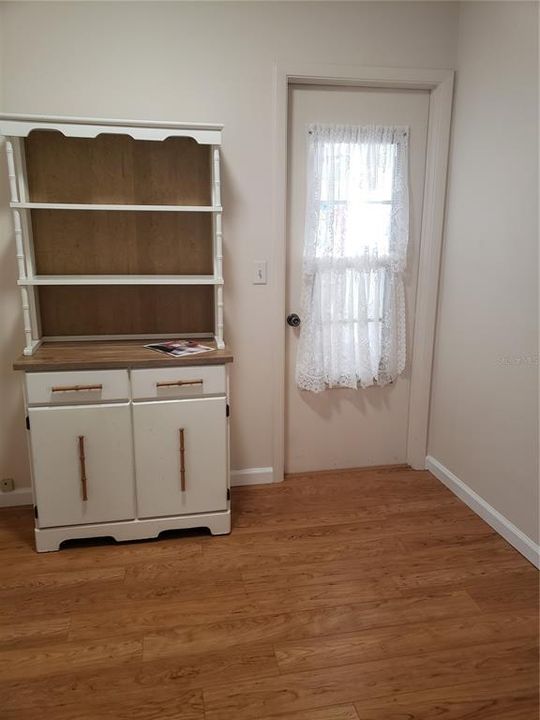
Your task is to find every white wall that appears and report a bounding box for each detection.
[0,5,31,494]
[429,1,539,544]
[0,1,459,486]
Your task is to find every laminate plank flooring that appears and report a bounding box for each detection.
[0,467,537,719]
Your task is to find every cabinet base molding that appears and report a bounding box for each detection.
[34,508,231,553]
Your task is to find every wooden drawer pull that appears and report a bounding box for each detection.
[52,384,103,393]
[157,379,203,388]
[78,436,88,501]
[179,428,186,492]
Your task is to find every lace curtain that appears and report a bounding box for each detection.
[296,124,409,392]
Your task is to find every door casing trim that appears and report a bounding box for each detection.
[272,63,455,478]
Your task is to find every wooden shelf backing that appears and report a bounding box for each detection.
[19,276,222,286]
[38,285,215,337]
[25,132,212,206]
[32,210,213,276]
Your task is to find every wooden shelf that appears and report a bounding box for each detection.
[12,202,222,213]
[18,275,223,286]
[13,340,233,372]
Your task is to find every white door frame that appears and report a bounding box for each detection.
[271,63,454,480]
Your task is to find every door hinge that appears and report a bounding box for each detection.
[227,488,231,501]
[226,403,230,418]
[25,415,30,430]
[33,505,38,519]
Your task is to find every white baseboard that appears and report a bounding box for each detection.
[2,471,277,505]
[0,487,33,508]
[426,455,539,569]
[231,467,274,487]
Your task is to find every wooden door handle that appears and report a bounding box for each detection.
[179,428,186,492]
[156,379,203,388]
[52,384,103,393]
[78,436,88,501]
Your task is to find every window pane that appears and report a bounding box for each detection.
[317,141,396,258]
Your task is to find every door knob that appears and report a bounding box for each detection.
[287,313,301,327]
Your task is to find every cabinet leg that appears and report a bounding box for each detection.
[207,512,231,535]
[34,530,61,552]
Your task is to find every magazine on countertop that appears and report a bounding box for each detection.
[144,340,214,357]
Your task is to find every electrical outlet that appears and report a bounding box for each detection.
[0,478,14,492]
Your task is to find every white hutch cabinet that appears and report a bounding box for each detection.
[1,114,232,552]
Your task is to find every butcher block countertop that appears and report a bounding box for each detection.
[13,340,233,372]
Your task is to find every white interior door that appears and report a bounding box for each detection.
[286,85,429,473]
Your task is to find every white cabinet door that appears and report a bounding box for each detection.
[133,397,228,518]
[29,403,135,528]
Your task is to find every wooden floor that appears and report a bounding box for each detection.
[0,467,538,720]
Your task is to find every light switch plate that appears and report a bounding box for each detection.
[253,260,267,285]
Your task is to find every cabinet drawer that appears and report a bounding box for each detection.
[131,366,226,400]
[26,370,129,406]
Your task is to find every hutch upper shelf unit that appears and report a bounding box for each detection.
[0,114,225,354]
